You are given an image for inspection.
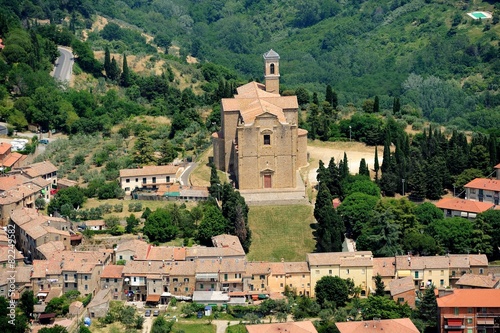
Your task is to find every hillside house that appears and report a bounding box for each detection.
[119,165,181,195]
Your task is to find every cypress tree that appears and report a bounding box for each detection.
[392,97,400,114]
[104,46,111,78]
[109,57,121,81]
[374,146,380,181]
[374,274,385,296]
[121,54,130,87]
[327,157,342,198]
[325,85,334,107]
[208,164,221,200]
[312,92,319,105]
[340,152,349,180]
[359,158,369,177]
[381,137,391,173]
[314,182,343,253]
[419,286,438,333]
[373,95,380,113]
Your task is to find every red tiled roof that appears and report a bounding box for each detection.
[246,321,317,333]
[455,274,498,288]
[435,197,494,214]
[119,165,180,178]
[336,318,419,333]
[437,289,500,307]
[3,153,26,168]
[464,178,500,192]
[373,257,396,277]
[494,163,500,169]
[101,265,124,279]
[0,142,11,155]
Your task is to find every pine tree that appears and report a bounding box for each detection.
[104,46,111,78]
[121,54,130,87]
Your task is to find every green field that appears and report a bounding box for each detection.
[247,205,316,262]
[173,322,216,333]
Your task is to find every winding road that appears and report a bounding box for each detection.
[53,47,74,83]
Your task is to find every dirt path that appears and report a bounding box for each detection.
[306,140,384,185]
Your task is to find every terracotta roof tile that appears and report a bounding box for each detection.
[222,82,299,124]
[455,273,498,288]
[389,276,415,296]
[435,197,494,214]
[306,251,372,266]
[246,262,271,275]
[3,153,26,168]
[119,165,180,178]
[269,262,285,275]
[168,261,196,276]
[15,161,57,178]
[465,178,500,192]
[437,289,500,307]
[336,318,419,333]
[0,142,11,155]
[101,265,124,279]
[0,174,27,191]
[37,241,66,259]
[246,320,317,333]
[284,261,309,273]
[372,258,396,277]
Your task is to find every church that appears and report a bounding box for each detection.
[212,50,308,192]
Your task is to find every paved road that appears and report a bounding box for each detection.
[0,123,7,136]
[180,162,197,186]
[53,47,74,82]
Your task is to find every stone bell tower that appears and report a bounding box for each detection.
[263,49,280,94]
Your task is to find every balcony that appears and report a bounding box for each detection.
[477,313,500,318]
[444,325,465,329]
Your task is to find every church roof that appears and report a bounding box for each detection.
[221,82,298,124]
[263,49,280,59]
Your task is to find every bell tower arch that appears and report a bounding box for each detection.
[263,49,280,93]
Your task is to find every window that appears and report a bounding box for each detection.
[133,277,136,282]
[479,268,484,274]
[440,279,444,286]
[135,178,138,182]
[106,278,109,283]
[270,63,275,74]
[65,274,68,280]
[114,279,117,283]
[328,270,332,275]
[74,283,77,288]
[119,255,123,260]
[260,275,265,280]
[184,278,189,282]
[225,274,228,281]
[85,275,88,281]
[441,270,444,276]
[397,297,404,303]
[85,285,88,290]
[467,318,473,324]
[280,283,283,287]
[174,287,177,292]
[211,284,215,289]
[452,270,456,277]
[454,307,459,315]
[467,307,473,314]
[65,283,68,288]
[200,284,204,289]
[415,271,419,278]
[126,179,130,183]
[152,177,156,183]
[173,278,178,282]
[142,178,146,183]
[346,269,350,274]
[261,284,265,289]
[166,176,170,183]
[264,134,270,145]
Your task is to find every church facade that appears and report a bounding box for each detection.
[212,50,308,190]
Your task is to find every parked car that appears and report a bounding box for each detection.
[39,139,49,144]
[153,310,159,317]
[145,310,151,317]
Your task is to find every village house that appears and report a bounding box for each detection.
[30,250,112,300]
[212,50,308,195]
[0,142,26,169]
[455,273,499,289]
[119,165,181,195]
[372,257,396,292]
[243,262,271,297]
[0,180,47,226]
[436,289,500,333]
[13,161,58,188]
[395,255,450,289]
[435,197,494,219]
[448,254,489,288]
[9,208,71,260]
[389,276,416,308]
[0,266,32,299]
[100,265,125,300]
[307,251,373,298]
[464,163,500,205]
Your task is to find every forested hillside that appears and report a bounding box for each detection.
[78,0,500,131]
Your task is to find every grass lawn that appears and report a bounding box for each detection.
[247,205,315,262]
[190,147,228,187]
[173,322,216,333]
